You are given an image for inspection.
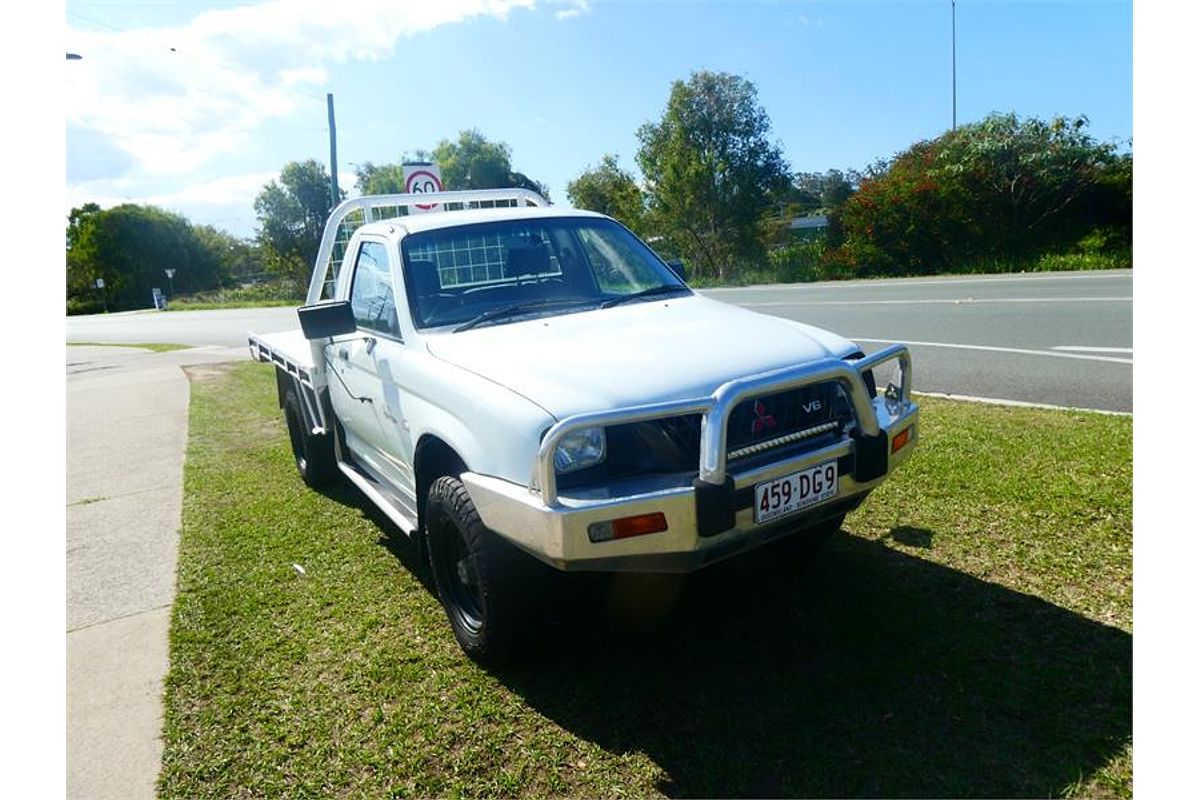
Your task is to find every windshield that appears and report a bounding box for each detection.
[400,216,689,330]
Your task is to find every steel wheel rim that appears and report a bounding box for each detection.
[436,516,484,633]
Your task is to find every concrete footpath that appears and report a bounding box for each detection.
[66,344,245,799]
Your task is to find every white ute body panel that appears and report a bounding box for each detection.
[249,189,918,574]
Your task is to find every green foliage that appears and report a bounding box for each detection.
[66,204,232,312]
[566,154,647,235]
[636,70,791,281]
[769,240,867,283]
[193,225,263,284]
[833,113,1130,277]
[433,129,549,198]
[254,160,343,292]
[788,170,861,215]
[169,282,304,309]
[353,133,549,203]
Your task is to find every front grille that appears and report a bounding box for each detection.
[726,420,840,461]
[726,382,838,453]
[556,380,859,489]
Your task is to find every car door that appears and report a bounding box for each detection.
[330,238,417,506]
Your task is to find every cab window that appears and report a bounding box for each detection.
[349,240,400,338]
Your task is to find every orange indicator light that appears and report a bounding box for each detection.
[588,512,669,543]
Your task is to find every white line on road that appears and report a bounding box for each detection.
[913,391,1131,416]
[852,337,1134,364]
[700,271,1131,292]
[1051,345,1134,354]
[739,296,1130,307]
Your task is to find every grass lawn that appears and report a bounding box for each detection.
[161,361,1131,798]
[67,341,192,353]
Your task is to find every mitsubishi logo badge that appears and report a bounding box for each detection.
[751,399,777,436]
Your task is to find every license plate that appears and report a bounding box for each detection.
[753,460,839,524]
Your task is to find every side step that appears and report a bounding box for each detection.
[336,461,419,536]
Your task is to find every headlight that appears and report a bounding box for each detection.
[554,427,606,473]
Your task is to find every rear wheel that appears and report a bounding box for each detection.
[425,476,541,665]
[283,388,337,487]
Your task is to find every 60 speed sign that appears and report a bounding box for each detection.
[403,165,444,212]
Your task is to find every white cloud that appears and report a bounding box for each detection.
[66,170,280,213]
[65,0,538,181]
[150,171,283,207]
[65,170,285,237]
[554,1,591,21]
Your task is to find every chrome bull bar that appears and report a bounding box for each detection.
[534,344,913,507]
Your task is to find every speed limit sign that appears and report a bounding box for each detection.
[402,164,444,213]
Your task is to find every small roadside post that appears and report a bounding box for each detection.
[94,277,107,314]
[164,268,176,299]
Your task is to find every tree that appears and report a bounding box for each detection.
[433,129,549,199]
[790,170,861,213]
[254,160,343,291]
[566,154,647,235]
[353,150,437,195]
[193,225,263,285]
[66,204,229,311]
[932,113,1121,257]
[832,113,1128,276]
[636,71,791,281]
[353,133,549,201]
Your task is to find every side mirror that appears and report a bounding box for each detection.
[298,301,356,340]
[667,259,688,282]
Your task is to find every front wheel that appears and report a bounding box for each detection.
[425,476,542,665]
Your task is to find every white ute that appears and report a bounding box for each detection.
[249,189,919,663]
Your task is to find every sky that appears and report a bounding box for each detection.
[64,0,1133,239]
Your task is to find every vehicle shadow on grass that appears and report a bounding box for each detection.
[498,530,1131,799]
[311,479,439,593]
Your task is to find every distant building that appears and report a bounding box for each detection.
[789,215,829,232]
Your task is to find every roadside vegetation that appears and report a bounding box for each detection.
[165,283,303,311]
[67,70,1130,314]
[67,341,192,353]
[160,361,1130,798]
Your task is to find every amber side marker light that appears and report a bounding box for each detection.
[588,512,669,543]
[891,426,913,454]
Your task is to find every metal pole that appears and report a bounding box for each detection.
[952,0,957,131]
[327,93,339,206]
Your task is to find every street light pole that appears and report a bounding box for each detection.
[951,0,957,131]
[327,93,340,207]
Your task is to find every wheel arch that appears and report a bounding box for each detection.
[414,434,468,534]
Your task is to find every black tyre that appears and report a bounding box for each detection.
[283,389,337,487]
[425,475,540,665]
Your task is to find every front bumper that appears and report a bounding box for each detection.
[462,345,918,572]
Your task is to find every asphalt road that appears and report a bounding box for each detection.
[66,270,1132,412]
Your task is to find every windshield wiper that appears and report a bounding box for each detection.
[600,284,691,309]
[453,298,596,333]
